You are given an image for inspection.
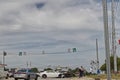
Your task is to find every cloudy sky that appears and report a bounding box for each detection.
[0,0,120,69]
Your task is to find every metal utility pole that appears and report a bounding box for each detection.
[3,51,6,65]
[3,54,5,65]
[111,0,117,73]
[102,0,111,80]
[96,39,99,71]
[26,61,28,68]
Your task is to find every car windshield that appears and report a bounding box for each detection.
[17,69,27,73]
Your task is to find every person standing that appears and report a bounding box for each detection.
[79,66,84,78]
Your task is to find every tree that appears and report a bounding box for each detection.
[100,56,120,72]
[44,68,53,71]
[31,67,39,72]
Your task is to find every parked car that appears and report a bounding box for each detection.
[60,71,75,78]
[14,68,38,80]
[39,70,63,78]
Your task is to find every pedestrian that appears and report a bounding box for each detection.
[79,66,84,78]
[97,69,100,74]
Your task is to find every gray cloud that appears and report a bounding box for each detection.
[0,0,119,68]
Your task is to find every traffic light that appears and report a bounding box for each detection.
[68,48,71,53]
[23,52,26,55]
[19,52,22,56]
[118,39,120,44]
[73,48,77,52]
[3,51,7,56]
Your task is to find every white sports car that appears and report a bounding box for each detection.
[39,70,63,78]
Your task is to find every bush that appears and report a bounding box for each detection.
[31,67,39,72]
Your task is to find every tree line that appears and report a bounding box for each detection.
[100,56,120,72]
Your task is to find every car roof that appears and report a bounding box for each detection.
[19,68,31,70]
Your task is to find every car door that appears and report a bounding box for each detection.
[28,69,36,79]
[47,71,58,77]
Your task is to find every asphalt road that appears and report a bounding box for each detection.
[1,77,94,80]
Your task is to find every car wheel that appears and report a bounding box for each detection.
[25,78,28,80]
[58,74,64,78]
[58,74,62,78]
[15,78,18,80]
[61,74,65,78]
[35,76,38,80]
[25,75,30,80]
[35,75,38,80]
[42,74,47,78]
[6,74,9,79]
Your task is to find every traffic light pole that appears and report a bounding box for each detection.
[102,0,111,80]
[96,39,99,71]
[3,51,6,65]
[3,53,5,65]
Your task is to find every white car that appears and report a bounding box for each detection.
[39,70,63,78]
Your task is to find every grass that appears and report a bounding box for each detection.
[87,73,120,79]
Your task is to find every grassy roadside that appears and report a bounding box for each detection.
[87,74,120,79]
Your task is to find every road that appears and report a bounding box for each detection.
[1,77,94,80]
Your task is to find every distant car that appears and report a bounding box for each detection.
[14,68,38,80]
[39,70,63,78]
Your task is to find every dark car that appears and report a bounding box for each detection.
[61,71,75,78]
